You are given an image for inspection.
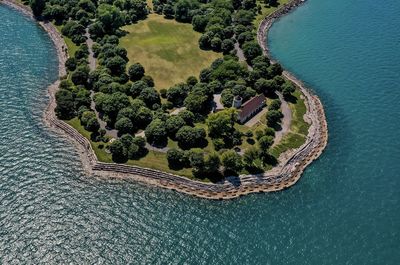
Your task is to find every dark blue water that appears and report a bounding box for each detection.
[0,0,399,264]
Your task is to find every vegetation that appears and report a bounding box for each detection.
[42,0,309,180]
[120,14,220,89]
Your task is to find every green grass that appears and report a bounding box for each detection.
[270,89,310,158]
[65,117,194,178]
[254,0,290,29]
[54,24,79,57]
[120,14,221,89]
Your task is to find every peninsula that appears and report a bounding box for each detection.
[2,0,327,199]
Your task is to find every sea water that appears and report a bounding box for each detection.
[0,0,399,263]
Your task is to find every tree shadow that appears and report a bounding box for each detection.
[285,94,298,104]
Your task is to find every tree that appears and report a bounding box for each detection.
[30,0,46,17]
[71,66,89,86]
[55,89,75,119]
[184,92,209,114]
[189,150,205,174]
[266,110,283,127]
[176,126,206,149]
[115,117,134,134]
[175,0,198,22]
[166,84,188,106]
[135,106,153,129]
[165,115,186,137]
[130,80,148,97]
[167,148,188,169]
[269,99,281,110]
[221,39,235,54]
[109,139,128,162]
[204,152,221,174]
[105,56,127,76]
[163,4,175,19]
[128,63,145,81]
[206,109,237,138]
[97,4,125,33]
[242,41,263,63]
[192,15,208,32]
[254,78,279,94]
[221,150,243,173]
[221,89,234,107]
[243,146,260,168]
[95,92,130,122]
[268,63,283,77]
[258,135,274,150]
[282,82,295,100]
[199,34,211,50]
[145,119,168,146]
[178,110,195,125]
[85,117,100,132]
[211,37,222,51]
[139,87,161,109]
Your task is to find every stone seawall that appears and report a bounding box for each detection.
[1,0,328,200]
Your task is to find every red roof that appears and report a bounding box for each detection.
[238,94,266,121]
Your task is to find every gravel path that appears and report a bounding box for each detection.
[274,92,292,144]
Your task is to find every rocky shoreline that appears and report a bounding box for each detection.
[1,0,328,200]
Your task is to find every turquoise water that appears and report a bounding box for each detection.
[0,0,399,263]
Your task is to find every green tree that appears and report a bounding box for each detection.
[204,152,221,174]
[145,119,168,146]
[55,89,75,119]
[266,110,283,127]
[221,150,243,173]
[176,126,206,149]
[109,139,128,162]
[139,87,161,109]
[71,65,89,86]
[30,0,46,17]
[165,115,186,137]
[258,135,274,150]
[115,117,134,134]
[242,41,263,63]
[128,63,145,81]
[167,148,188,169]
[184,93,209,114]
[97,4,125,33]
[206,109,237,138]
[243,146,260,168]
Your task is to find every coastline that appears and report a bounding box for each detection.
[1,0,328,200]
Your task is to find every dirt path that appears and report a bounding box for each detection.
[85,28,96,71]
[274,92,292,144]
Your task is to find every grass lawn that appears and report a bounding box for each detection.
[270,89,310,158]
[254,0,290,29]
[65,117,194,178]
[120,14,221,90]
[54,24,79,57]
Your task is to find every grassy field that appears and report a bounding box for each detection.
[254,0,290,29]
[65,118,194,178]
[270,89,310,158]
[120,14,221,89]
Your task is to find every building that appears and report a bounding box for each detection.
[236,94,266,124]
